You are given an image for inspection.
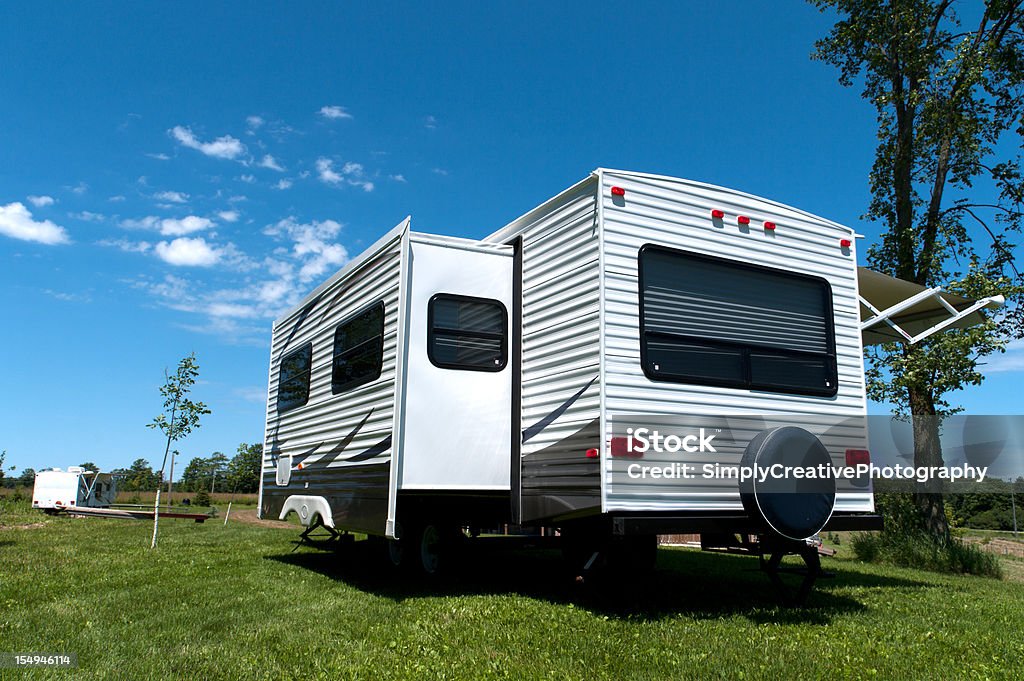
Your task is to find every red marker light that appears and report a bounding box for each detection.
[585,448,599,459]
[845,449,870,466]
[764,221,776,230]
[610,186,625,196]
[840,238,853,248]
[609,437,642,458]
[737,215,751,225]
[711,209,725,219]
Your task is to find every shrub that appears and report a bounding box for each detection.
[851,493,1002,578]
[193,490,211,508]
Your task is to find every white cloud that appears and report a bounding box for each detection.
[425,115,437,130]
[70,211,106,222]
[147,152,171,161]
[217,210,240,223]
[432,168,449,176]
[318,105,353,120]
[315,157,374,191]
[246,115,265,130]
[69,182,88,195]
[155,237,221,266]
[170,125,246,160]
[239,174,256,184]
[258,154,284,171]
[44,289,91,303]
[275,179,293,190]
[389,174,407,183]
[985,340,1024,373]
[0,202,71,245]
[316,157,343,185]
[264,216,350,283]
[108,195,126,202]
[122,215,214,236]
[99,238,152,253]
[154,190,189,203]
[27,195,55,207]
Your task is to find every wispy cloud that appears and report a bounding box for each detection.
[424,115,437,130]
[0,202,71,245]
[432,168,449,176]
[44,289,92,303]
[258,154,284,171]
[70,211,106,222]
[99,238,152,254]
[27,195,55,207]
[274,179,293,190]
[315,158,374,191]
[169,125,246,160]
[121,215,214,236]
[233,386,268,403]
[984,340,1024,373]
[239,174,256,184]
[153,190,189,204]
[69,182,88,195]
[389,174,407,183]
[246,115,265,130]
[154,237,222,266]
[264,216,350,283]
[318,105,353,120]
[147,152,170,161]
[217,210,240,223]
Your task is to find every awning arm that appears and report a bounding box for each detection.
[860,290,1005,344]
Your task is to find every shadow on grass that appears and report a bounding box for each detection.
[0,540,15,549]
[265,538,929,623]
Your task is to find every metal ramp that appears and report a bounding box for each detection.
[858,267,1004,345]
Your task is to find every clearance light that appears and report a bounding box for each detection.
[737,215,751,225]
[610,186,626,196]
[297,462,306,470]
[846,449,870,466]
[609,437,642,458]
[711,209,725,219]
[585,448,599,459]
[764,221,776,231]
[840,238,853,248]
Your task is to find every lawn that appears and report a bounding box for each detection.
[2,499,1024,680]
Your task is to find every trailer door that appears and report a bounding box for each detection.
[399,237,514,490]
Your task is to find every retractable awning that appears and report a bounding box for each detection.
[858,267,1005,345]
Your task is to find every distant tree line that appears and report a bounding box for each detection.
[0,443,263,495]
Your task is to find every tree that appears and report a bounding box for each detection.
[119,458,160,492]
[78,462,99,473]
[227,443,263,494]
[179,456,208,493]
[206,452,229,493]
[813,0,1024,540]
[147,353,211,548]
[17,468,36,487]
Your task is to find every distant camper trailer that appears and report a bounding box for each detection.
[32,467,118,512]
[258,169,1002,578]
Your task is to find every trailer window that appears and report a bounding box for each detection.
[277,343,313,412]
[638,245,837,397]
[428,294,507,371]
[332,301,385,394]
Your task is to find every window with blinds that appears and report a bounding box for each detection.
[428,294,507,371]
[638,245,837,397]
[332,301,385,394]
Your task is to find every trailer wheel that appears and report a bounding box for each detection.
[417,524,444,577]
[383,521,407,571]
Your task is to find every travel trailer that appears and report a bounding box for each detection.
[32,467,118,512]
[258,169,1002,580]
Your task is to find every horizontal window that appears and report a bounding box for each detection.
[332,302,385,394]
[277,343,312,412]
[428,294,507,371]
[639,245,837,397]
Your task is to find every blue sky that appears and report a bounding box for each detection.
[1,2,1021,476]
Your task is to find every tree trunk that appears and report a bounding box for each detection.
[907,381,950,542]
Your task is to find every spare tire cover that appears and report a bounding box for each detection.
[739,426,836,540]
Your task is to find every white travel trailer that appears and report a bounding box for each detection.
[258,169,1001,578]
[32,467,118,512]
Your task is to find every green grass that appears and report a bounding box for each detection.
[2,501,1024,680]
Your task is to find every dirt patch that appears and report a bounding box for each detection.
[227,508,294,529]
[963,536,1024,559]
[0,521,48,531]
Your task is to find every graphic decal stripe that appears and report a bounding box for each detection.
[344,435,392,463]
[521,376,598,444]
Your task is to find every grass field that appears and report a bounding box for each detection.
[2,499,1024,680]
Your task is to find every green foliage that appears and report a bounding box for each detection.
[77,462,99,473]
[114,459,161,492]
[852,493,1003,576]
[147,353,211,447]
[17,468,36,487]
[226,442,262,494]
[193,489,211,507]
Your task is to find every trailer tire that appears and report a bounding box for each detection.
[417,524,444,577]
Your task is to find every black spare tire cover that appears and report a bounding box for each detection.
[739,426,836,541]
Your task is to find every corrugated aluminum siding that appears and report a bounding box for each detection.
[486,178,603,520]
[598,170,871,514]
[260,234,403,527]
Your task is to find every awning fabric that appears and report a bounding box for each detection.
[858,267,1004,346]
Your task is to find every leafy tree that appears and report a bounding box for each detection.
[17,468,36,487]
[227,443,263,494]
[206,452,229,493]
[78,462,99,473]
[179,456,209,493]
[813,0,1024,539]
[0,450,9,486]
[119,458,160,492]
[147,352,211,548]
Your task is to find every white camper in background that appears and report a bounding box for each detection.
[32,467,118,512]
[258,169,1002,580]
